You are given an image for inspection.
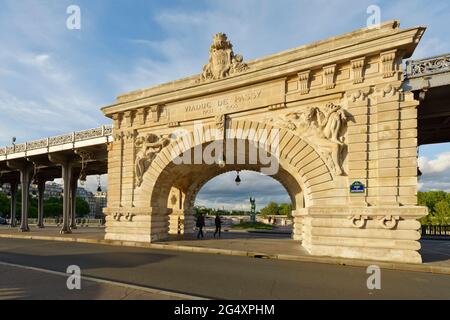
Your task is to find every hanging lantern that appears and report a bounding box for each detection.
[235,171,241,186]
[79,171,87,186]
[97,175,102,193]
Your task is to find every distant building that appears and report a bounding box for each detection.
[0,184,11,196]
[93,191,107,218]
[1,182,106,219]
[43,182,63,199]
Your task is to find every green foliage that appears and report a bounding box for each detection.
[0,194,91,219]
[279,203,293,217]
[434,200,450,225]
[0,192,9,217]
[260,202,279,216]
[418,191,450,225]
[43,198,63,217]
[260,202,292,217]
[76,198,91,217]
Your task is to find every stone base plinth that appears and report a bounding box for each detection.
[104,208,170,242]
[295,206,428,264]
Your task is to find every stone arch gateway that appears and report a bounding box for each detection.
[102,21,428,263]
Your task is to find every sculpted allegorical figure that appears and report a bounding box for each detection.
[135,134,171,187]
[271,103,348,176]
[307,103,347,176]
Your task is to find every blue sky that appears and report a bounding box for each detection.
[1,0,449,208]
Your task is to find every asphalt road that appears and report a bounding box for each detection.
[0,264,187,300]
[0,238,449,300]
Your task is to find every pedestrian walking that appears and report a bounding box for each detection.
[214,214,222,238]
[196,213,205,239]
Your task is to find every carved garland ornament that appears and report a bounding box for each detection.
[270,103,348,176]
[135,133,172,187]
[199,33,249,82]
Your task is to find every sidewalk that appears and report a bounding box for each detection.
[1,225,450,275]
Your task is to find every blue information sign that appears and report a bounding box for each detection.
[350,181,365,194]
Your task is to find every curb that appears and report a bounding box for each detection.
[1,233,449,276]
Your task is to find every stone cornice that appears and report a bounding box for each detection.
[102,21,425,117]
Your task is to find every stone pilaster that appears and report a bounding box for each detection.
[104,207,170,242]
[109,132,123,208]
[346,87,371,207]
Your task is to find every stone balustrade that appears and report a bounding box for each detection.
[0,125,112,157]
[405,53,450,78]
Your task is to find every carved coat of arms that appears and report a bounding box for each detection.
[200,33,248,81]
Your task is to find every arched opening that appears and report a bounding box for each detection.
[418,142,450,238]
[191,170,295,238]
[132,119,339,246]
[138,140,309,242]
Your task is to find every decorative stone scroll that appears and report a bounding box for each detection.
[379,215,400,229]
[135,134,172,187]
[349,215,369,228]
[270,103,348,176]
[199,33,249,82]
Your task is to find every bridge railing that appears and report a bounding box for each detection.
[0,125,112,157]
[405,53,450,78]
[421,225,450,237]
[23,218,105,227]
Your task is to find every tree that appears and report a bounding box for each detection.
[43,198,63,217]
[433,200,450,226]
[0,193,9,217]
[260,202,279,216]
[76,198,90,217]
[418,191,447,213]
[279,203,292,217]
[418,191,450,225]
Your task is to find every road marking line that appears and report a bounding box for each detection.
[0,261,207,300]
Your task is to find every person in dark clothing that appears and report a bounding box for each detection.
[214,214,222,238]
[196,213,205,239]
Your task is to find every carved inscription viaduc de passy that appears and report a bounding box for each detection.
[135,134,171,187]
[183,90,262,117]
[271,103,348,176]
[199,33,248,81]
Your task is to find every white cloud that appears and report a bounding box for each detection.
[419,153,450,174]
[0,1,109,146]
[196,171,291,210]
[418,153,450,192]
